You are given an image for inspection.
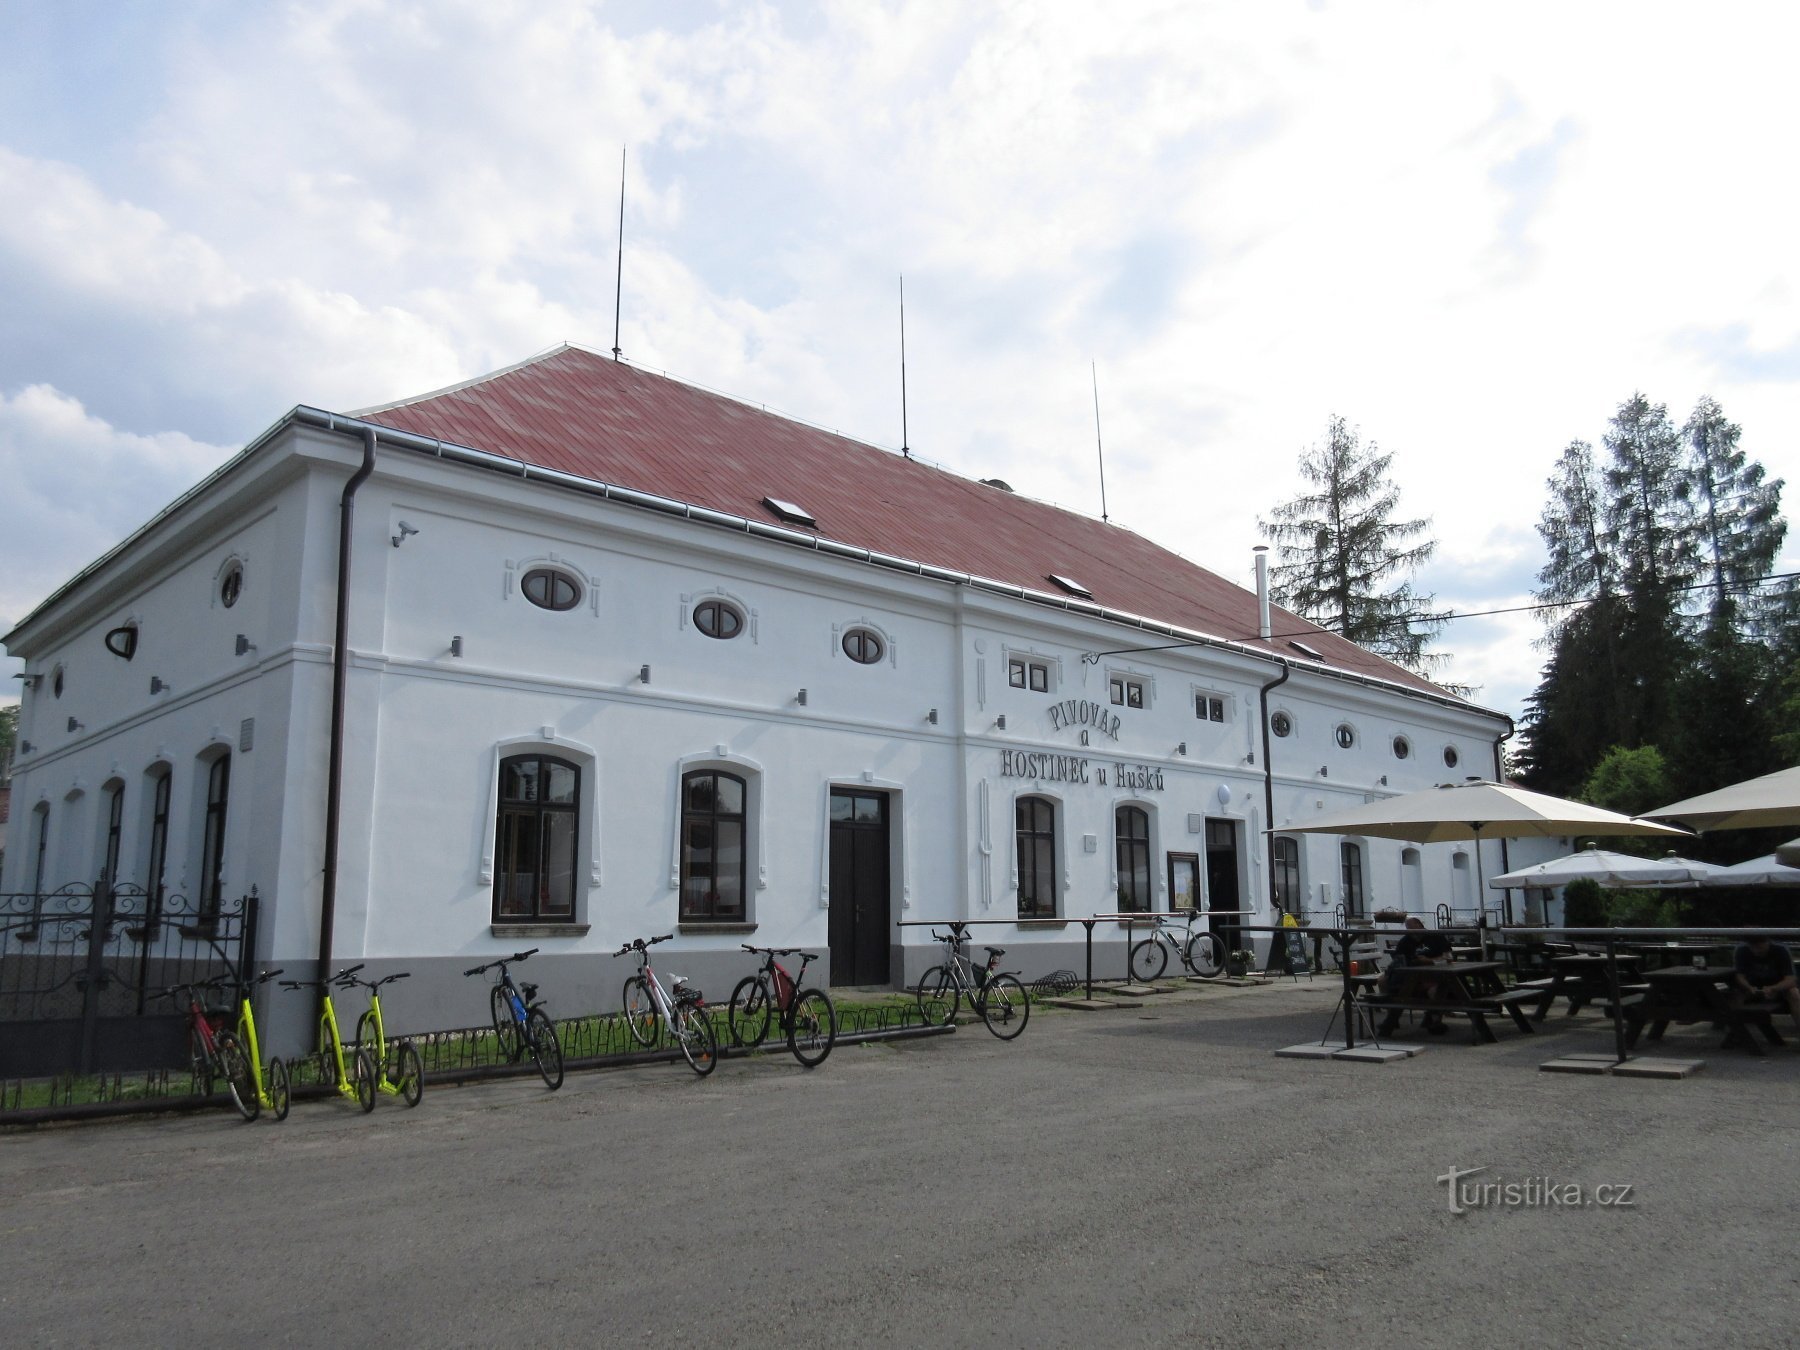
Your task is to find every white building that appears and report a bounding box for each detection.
[1,346,1539,1047]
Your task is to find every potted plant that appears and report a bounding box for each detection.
[1226,948,1256,977]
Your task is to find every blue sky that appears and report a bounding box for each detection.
[2,0,1796,725]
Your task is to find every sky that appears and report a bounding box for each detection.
[2,0,1796,725]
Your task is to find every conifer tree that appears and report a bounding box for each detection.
[1683,395,1787,635]
[1258,415,1445,676]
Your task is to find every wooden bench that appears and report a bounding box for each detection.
[1359,997,1504,1044]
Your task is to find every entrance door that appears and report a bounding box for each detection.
[1167,853,1200,914]
[1204,818,1242,953]
[829,789,891,986]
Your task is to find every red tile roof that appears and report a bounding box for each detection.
[361,346,1448,698]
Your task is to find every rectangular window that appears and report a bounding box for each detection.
[1272,836,1300,914]
[681,770,748,922]
[1195,694,1226,722]
[1015,796,1058,919]
[101,785,124,887]
[145,771,171,928]
[1115,806,1151,913]
[199,756,231,923]
[1009,657,1049,693]
[493,755,580,923]
[1110,676,1144,709]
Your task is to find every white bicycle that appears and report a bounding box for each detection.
[1127,908,1226,981]
[616,934,718,1076]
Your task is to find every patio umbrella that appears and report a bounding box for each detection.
[1488,845,1709,890]
[1280,780,1689,928]
[1646,765,1800,832]
[1779,838,1800,868]
[1706,853,1800,887]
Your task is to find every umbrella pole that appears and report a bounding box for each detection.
[1474,825,1491,960]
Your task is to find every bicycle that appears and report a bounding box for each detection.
[341,970,424,1108]
[1126,908,1226,982]
[157,976,259,1121]
[616,935,718,1076]
[231,966,291,1121]
[914,925,1030,1039]
[463,949,564,1090]
[279,967,378,1112]
[727,944,837,1068]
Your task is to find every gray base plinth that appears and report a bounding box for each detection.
[1611,1058,1705,1079]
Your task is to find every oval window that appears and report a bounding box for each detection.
[220,562,243,609]
[52,665,65,699]
[694,599,744,640]
[1444,745,1460,769]
[1270,711,1292,738]
[1392,736,1411,760]
[842,628,884,665]
[1335,724,1356,750]
[522,567,582,612]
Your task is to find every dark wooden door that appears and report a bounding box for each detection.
[829,790,890,986]
[1204,817,1242,952]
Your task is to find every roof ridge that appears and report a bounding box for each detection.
[348,343,576,416]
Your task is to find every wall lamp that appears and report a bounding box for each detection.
[235,634,257,656]
[1378,774,1388,786]
[994,715,1007,731]
[450,636,464,658]
[796,688,808,706]
[391,521,420,547]
[1176,741,1188,757]
[1243,750,1255,765]
[67,717,84,733]
[639,664,651,684]
[14,672,42,689]
[1318,765,1329,778]
[927,708,939,725]
[150,676,170,695]
[17,739,32,754]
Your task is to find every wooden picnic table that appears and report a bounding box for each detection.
[1621,941,1732,970]
[1624,966,1786,1056]
[1360,961,1539,1044]
[1520,952,1647,1019]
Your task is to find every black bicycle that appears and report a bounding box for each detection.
[915,924,1030,1039]
[463,949,564,1090]
[728,945,837,1067]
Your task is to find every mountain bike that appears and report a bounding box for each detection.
[157,976,259,1120]
[1127,907,1226,982]
[616,935,718,1076]
[728,944,837,1067]
[232,966,291,1121]
[341,970,424,1107]
[915,924,1030,1039]
[279,967,377,1112]
[463,949,563,1090]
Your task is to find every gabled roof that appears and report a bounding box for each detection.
[360,345,1446,696]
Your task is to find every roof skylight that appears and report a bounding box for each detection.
[1288,639,1324,659]
[762,497,818,528]
[1047,574,1093,599]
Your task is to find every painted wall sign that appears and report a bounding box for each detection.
[998,750,1165,792]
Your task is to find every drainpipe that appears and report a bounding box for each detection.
[318,427,378,1003]
[1255,544,1291,917]
[1491,712,1517,925]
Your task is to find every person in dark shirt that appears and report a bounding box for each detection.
[1380,917,1454,1034]
[1733,936,1800,1024]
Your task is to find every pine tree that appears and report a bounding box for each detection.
[1258,415,1445,676]
[1683,395,1787,635]
[1534,440,1617,637]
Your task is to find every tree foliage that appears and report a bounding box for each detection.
[1259,415,1446,676]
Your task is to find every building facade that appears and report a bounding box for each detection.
[1,347,1541,1049]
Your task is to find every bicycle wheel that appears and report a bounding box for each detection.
[622,976,658,1047]
[786,988,837,1068]
[1185,931,1225,980]
[490,984,522,1062]
[674,1003,717,1077]
[316,1020,339,1089]
[188,1028,216,1098]
[356,1010,380,1058]
[728,976,772,1048]
[1128,938,1169,982]
[978,973,1030,1040]
[396,1039,424,1107]
[352,1047,378,1113]
[268,1055,291,1121]
[915,966,959,1026]
[217,1031,260,1121]
[525,1009,564,1091]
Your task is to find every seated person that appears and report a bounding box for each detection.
[1733,935,1800,1024]
[1379,917,1455,1034]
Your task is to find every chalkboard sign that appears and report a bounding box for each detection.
[1278,925,1312,976]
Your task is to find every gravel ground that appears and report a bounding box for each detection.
[3,979,1796,1349]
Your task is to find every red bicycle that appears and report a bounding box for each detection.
[157,976,259,1121]
[727,945,837,1067]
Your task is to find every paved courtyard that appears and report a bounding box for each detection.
[4,979,1797,1348]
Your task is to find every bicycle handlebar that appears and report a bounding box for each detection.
[741,944,802,957]
[613,934,673,957]
[463,949,538,977]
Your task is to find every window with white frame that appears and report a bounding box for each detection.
[1115,805,1151,912]
[681,770,748,922]
[1015,795,1058,918]
[493,755,580,923]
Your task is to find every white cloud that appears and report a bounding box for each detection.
[0,0,1796,723]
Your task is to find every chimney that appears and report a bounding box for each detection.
[1254,546,1272,640]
